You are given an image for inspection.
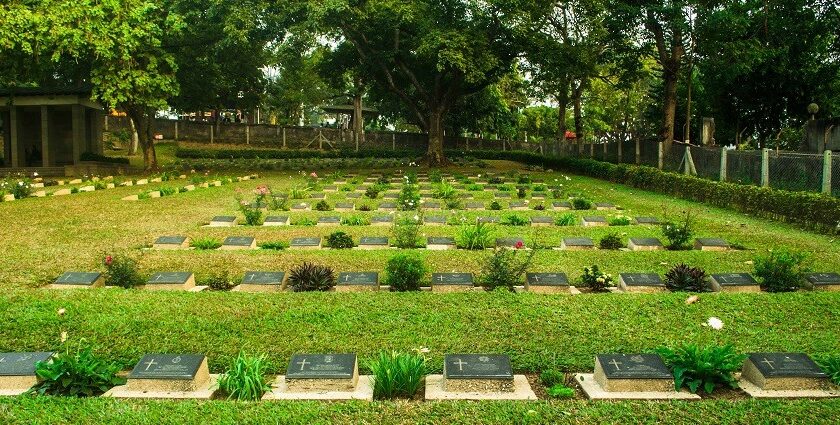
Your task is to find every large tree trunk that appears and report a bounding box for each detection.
[573,84,585,142]
[126,106,158,171]
[661,70,678,150]
[127,116,139,155]
[425,109,449,167]
[556,90,569,156]
[352,92,364,143]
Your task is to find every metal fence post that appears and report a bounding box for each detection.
[719,148,728,181]
[589,142,594,158]
[617,140,623,163]
[823,150,832,195]
[761,148,770,187]
[282,127,286,148]
[174,120,178,141]
[658,142,664,170]
[246,124,250,145]
[210,125,214,144]
[635,139,640,165]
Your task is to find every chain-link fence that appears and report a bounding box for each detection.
[561,140,837,197]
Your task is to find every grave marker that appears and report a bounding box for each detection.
[530,216,553,227]
[209,216,237,227]
[427,237,456,250]
[560,237,594,250]
[635,216,660,225]
[582,216,608,227]
[334,203,355,212]
[51,272,104,289]
[465,202,485,210]
[576,353,699,400]
[291,203,310,211]
[106,354,216,399]
[424,202,442,210]
[238,271,286,293]
[425,354,535,400]
[0,352,54,396]
[144,272,197,291]
[496,238,525,248]
[263,216,290,226]
[526,273,569,294]
[477,216,499,224]
[336,272,380,292]
[265,353,373,401]
[370,216,394,226]
[509,201,527,210]
[378,202,397,211]
[357,237,389,250]
[618,273,664,293]
[153,236,189,250]
[595,202,616,210]
[804,273,840,291]
[424,216,447,226]
[710,273,759,292]
[431,273,474,292]
[290,237,322,250]
[221,236,256,250]
[627,238,664,251]
[317,216,341,226]
[694,238,730,251]
[740,353,838,398]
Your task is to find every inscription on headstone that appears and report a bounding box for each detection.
[746,353,827,378]
[432,273,473,285]
[337,272,379,286]
[147,272,193,284]
[129,354,205,380]
[526,273,569,286]
[290,237,321,247]
[444,354,513,379]
[242,271,285,285]
[0,352,53,376]
[359,237,389,246]
[620,273,663,286]
[55,272,102,286]
[597,354,672,379]
[286,354,356,379]
[223,236,255,247]
[154,236,187,246]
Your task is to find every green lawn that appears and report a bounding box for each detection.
[0,159,838,423]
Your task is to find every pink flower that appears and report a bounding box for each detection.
[310,172,318,178]
[515,241,524,249]
[104,255,113,266]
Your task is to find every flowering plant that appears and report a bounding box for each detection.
[581,265,614,292]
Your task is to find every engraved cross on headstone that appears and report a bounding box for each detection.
[144,358,158,371]
[437,275,446,282]
[454,358,467,371]
[761,358,775,370]
[609,359,622,370]
[344,275,352,282]
[532,275,540,282]
[297,358,308,370]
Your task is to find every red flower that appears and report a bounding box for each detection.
[514,241,524,249]
[104,255,113,266]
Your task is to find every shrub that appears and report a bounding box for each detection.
[433,181,457,200]
[259,241,288,251]
[517,187,527,199]
[429,170,443,183]
[392,214,423,249]
[326,231,355,249]
[342,216,369,226]
[478,246,534,291]
[533,204,546,211]
[532,184,546,192]
[444,198,462,210]
[754,248,808,292]
[581,265,614,292]
[488,176,504,184]
[268,196,289,211]
[555,213,577,226]
[202,270,236,291]
[547,384,575,398]
[191,237,222,250]
[540,369,564,387]
[398,184,420,211]
[456,222,494,250]
[403,171,419,185]
[103,254,143,288]
[665,264,709,292]
[661,210,695,249]
[571,197,592,210]
[314,200,332,211]
[489,201,502,210]
[2,177,34,199]
[357,204,372,212]
[502,214,529,226]
[238,199,263,226]
[289,186,309,199]
[517,174,532,184]
[599,233,624,250]
[294,217,317,226]
[656,344,746,394]
[31,341,124,397]
[287,262,335,292]
[608,215,632,226]
[158,186,177,196]
[218,352,271,401]
[367,351,427,400]
[551,189,563,199]
[94,181,107,191]
[817,356,840,385]
[365,186,381,199]
[466,184,482,191]
[385,253,427,292]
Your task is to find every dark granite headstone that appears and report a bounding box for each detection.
[444,354,513,380]
[711,273,756,286]
[379,202,397,210]
[290,237,321,247]
[425,216,447,224]
[335,203,354,210]
[696,238,729,248]
[552,201,572,209]
[494,192,511,198]
[496,237,524,248]
[154,236,187,245]
[432,273,473,285]
[310,193,326,199]
[317,216,341,224]
[129,354,205,380]
[563,237,594,247]
[263,216,290,224]
[595,202,616,209]
[629,238,663,247]
[747,353,827,378]
[383,193,399,199]
[530,216,553,225]
[337,272,379,286]
[54,272,102,286]
[477,216,500,224]
[635,216,660,225]
[526,273,569,286]
[147,272,192,284]
[427,237,456,246]
[286,354,356,379]
[465,202,484,209]
[0,352,53,376]
[509,201,526,208]
[371,216,393,224]
[583,216,607,223]
[805,273,840,285]
[424,202,442,209]
[619,273,663,286]
[346,193,362,199]
[223,236,255,247]
[359,237,389,246]
[242,271,285,285]
[596,354,672,379]
[210,216,236,223]
[291,203,309,210]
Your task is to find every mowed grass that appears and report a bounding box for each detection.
[0,159,839,423]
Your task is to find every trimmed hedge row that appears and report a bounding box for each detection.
[79,152,130,164]
[462,150,840,233]
[176,147,425,160]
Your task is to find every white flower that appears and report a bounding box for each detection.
[413,215,419,221]
[61,331,68,343]
[706,317,724,330]
[33,172,39,177]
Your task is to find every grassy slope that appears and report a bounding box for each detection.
[0,158,838,423]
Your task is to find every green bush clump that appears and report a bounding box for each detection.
[191,237,222,250]
[367,351,427,400]
[502,214,529,226]
[287,262,335,292]
[429,170,443,183]
[665,264,709,292]
[555,213,577,226]
[661,210,695,250]
[31,341,124,397]
[218,352,271,401]
[817,357,840,385]
[433,181,457,200]
[444,198,462,210]
[456,222,494,250]
[365,186,382,199]
[103,253,143,288]
[608,215,632,226]
[326,231,355,249]
[572,197,592,210]
[598,233,624,250]
[657,344,746,394]
[489,201,502,210]
[294,217,317,226]
[314,200,332,211]
[342,216,369,226]
[466,184,482,191]
[357,204,372,212]
[289,186,309,199]
[478,247,534,291]
[581,265,614,292]
[392,214,423,249]
[532,203,546,211]
[237,198,263,226]
[754,248,808,292]
[268,196,289,211]
[385,253,427,292]
[259,241,288,251]
[398,184,420,211]
[158,186,177,196]
[201,270,236,291]
[488,176,504,184]
[517,187,527,199]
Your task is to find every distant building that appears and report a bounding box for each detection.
[804,118,840,152]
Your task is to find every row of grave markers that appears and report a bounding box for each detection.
[120,175,258,201]
[2,351,836,400]
[155,234,734,252]
[236,200,618,212]
[49,271,840,293]
[207,214,649,227]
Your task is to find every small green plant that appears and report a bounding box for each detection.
[385,253,427,292]
[191,237,222,250]
[314,200,332,211]
[502,214,529,226]
[287,262,335,292]
[456,222,494,250]
[434,181,457,200]
[31,341,124,397]
[489,201,502,210]
[326,231,355,249]
[479,246,534,291]
[817,356,840,385]
[365,186,382,199]
[661,210,695,250]
[158,186,177,196]
[551,189,563,199]
[429,170,443,183]
[555,213,577,226]
[237,198,263,226]
[581,265,614,292]
[572,197,592,210]
[259,241,289,251]
[539,369,564,387]
[398,184,420,211]
[488,176,504,184]
[217,351,271,401]
[342,216,369,226]
[754,248,808,292]
[268,196,289,211]
[532,204,546,211]
[392,214,423,249]
[444,198,462,210]
[94,181,107,191]
[357,204,372,211]
[103,253,143,288]
[517,174,532,184]
[517,187,527,199]
[599,233,624,250]
[289,186,309,199]
[202,270,236,291]
[656,344,746,394]
[294,217,317,226]
[367,351,427,400]
[532,184,546,192]
[608,215,632,226]
[665,264,709,292]
[466,184,482,191]
[547,384,575,398]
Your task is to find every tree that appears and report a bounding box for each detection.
[306,0,522,165]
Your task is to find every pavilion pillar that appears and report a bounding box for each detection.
[2,111,11,165]
[71,105,84,164]
[9,107,23,168]
[40,106,52,167]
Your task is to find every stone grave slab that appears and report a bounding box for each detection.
[552,201,572,210]
[236,271,286,293]
[494,192,511,199]
[740,353,839,398]
[263,216,290,226]
[323,185,338,192]
[694,238,729,251]
[290,237,322,250]
[424,216,447,226]
[575,354,699,400]
[265,354,372,401]
[309,193,326,200]
[370,216,393,226]
[0,352,54,396]
[427,237,456,251]
[291,202,310,211]
[431,273,474,292]
[334,203,355,212]
[627,238,664,251]
[530,216,553,227]
[560,237,594,250]
[424,202,442,210]
[209,216,237,227]
[357,237,389,250]
[221,236,256,250]
[496,238,525,249]
[345,192,362,199]
[635,216,660,225]
[144,272,198,291]
[383,192,399,199]
[595,202,616,210]
[317,216,341,226]
[336,272,380,292]
[804,273,840,291]
[465,202,485,210]
[425,354,535,400]
[153,236,190,250]
[619,273,665,293]
[526,273,569,294]
[50,272,104,289]
[709,273,759,292]
[459,193,474,199]
[531,193,546,199]
[378,202,397,211]
[105,354,216,399]
[509,201,527,210]
[477,216,499,224]
[582,216,608,227]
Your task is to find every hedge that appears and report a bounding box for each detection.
[175,147,425,160]
[79,152,130,164]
